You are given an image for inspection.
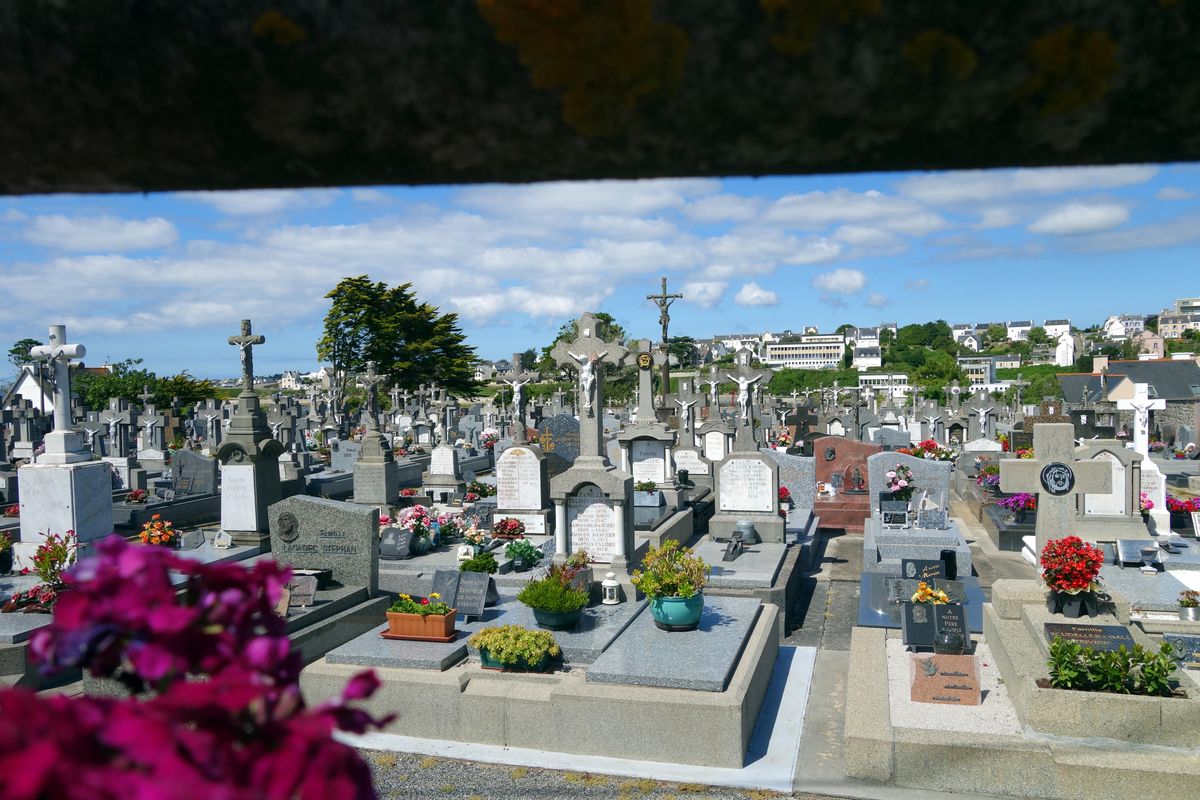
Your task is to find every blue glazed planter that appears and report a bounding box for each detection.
[649,594,704,631]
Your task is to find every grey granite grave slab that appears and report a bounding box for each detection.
[866,451,951,507]
[0,611,53,644]
[861,516,972,576]
[693,541,787,589]
[168,532,261,566]
[760,448,816,509]
[1155,537,1200,571]
[1098,563,1189,612]
[458,594,646,664]
[326,629,468,670]
[172,449,218,495]
[268,495,379,596]
[586,595,762,692]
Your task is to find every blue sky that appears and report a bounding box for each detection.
[1,163,1197,378]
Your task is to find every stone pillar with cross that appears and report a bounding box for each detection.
[16,324,114,568]
[999,423,1113,556]
[964,390,998,441]
[136,390,168,460]
[1118,382,1169,531]
[504,364,539,445]
[216,320,284,545]
[353,361,398,506]
[724,349,773,452]
[548,314,635,585]
[617,339,680,506]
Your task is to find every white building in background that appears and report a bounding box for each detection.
[1103,314,1145,340]
[852,346,882,371]
[960,333,981,352]
[1159,313,1200,339]
[858,372,910,400]
[762,333,845,369]
[1005,320,1033,342]
[1043,319,1071,340]
[1055,331,1076,367]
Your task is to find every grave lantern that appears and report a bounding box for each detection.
[601,572,621,605]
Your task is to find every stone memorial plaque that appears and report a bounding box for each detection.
[567,485,618,562]
[1043,623,1136,653]
[536,414,581,464]
[287,575,318,607]
[1192,511,1200,535]
[673,447,710,476]
[274,586,292,617]
[429,445,458,476]
[830,473,844,489]
[379,526,413,560]
[917,509,948,529]
[496,446,542,509]
[214,530,233,549]
[703,430,728,461]
[1083,451,1126,516]
[431,570,461,608]
[901,602,936,647]
[455,571,491,618]
[902,559,945,581]
[717,458,773,513]
[630,439,667,484]
[910,654,981,705]
[881,500,909,528]
[504,512,546,534]
[220,463,259,531]
[1165,633,1200,669]
[934,603,967,643]
[888,579,967,606]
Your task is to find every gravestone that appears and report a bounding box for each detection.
[867,451,952,516]
[268,495,379,595]
[329,440,361,473]
[874,428,911,451]
[536,413,581,479]
[1043,622,1136,653]
[999,423,1113,554]
[378,526,413,560]
[494,444,551,534]
[172,449,218,496]
[910,653,981,706]
[760,448,816,509]
[566,484,622,561]
[710,452,783,543]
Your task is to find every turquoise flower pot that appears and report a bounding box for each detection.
[648,594,704,631]
[411,535,431,556]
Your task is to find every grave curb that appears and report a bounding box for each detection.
[843,626,893,782]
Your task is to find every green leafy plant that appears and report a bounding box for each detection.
[517,567,589,613]
[631,540,710,599]
[565,549,591,569]
[459,551,498,574]
[504,539,543,565]
[1180,590,1200,608]
[633,480,658,492]
[468,625,560,667]
[388,592,452,616]
[32,531,78,586]
[1046,637,1181,697]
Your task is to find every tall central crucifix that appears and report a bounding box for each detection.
[646,276,683,416]
[360,361,384,431]
[229,319,265,395]
[550,313,628,463]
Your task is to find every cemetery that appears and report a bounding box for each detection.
[1,297,1199,800]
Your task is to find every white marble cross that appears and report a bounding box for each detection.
[1000,423,1112,554]
[29,324,85,432]
[1116,382,1165,457]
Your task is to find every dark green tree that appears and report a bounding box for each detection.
[535,312,634,403]
[317,276,480,396]
[666,335,696,365]
[8,338,41,368]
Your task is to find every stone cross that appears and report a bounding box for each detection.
[228,319,265,393]
[646,276,682,410]
[999,423,1112,554]
[28,324,85,432]
[631,339,668,421]
[360,360,385,431]
[674,396,697,434]
[550,312,628,460]
[503,366,538,444]
[1116,382,1165,457]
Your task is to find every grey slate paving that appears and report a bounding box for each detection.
[326,631,468,670]
[586,596,761,692]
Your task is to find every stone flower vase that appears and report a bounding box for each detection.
[1047,590,1099,619]
[0,547,11,576]
[1180,605,1200,622]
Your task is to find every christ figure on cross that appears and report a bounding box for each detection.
[567,352,603,411]
[726,373,762,423]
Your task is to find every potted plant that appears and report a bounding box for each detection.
[517,565,589,630]
[505,539,542,572]
[460,551,498,574]
[997,492,1037,524]
[435,513,466,543]
[563,549,593,591]
[1,531,78,614]
[492,517,526,540]
[1040,536,1105,618]
[468,625,560,672]
[385,592,456,640]
[0,531,11,575]
[1167,496,1199,534]
[463,525,488,555]
[1180,590,1200,622]
[139,514,175,547]
[631,540,711,631]
[633,480,664,507]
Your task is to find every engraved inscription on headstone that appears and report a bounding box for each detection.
[567,484,618,562]
[379,526,413,560]
[287,575,319,607]
[901,602,936,647]
[455,571,491,618]
[902,558,945,581]
[718,458,773,513]
[1043,623,1136,653]
[910,653,981,705]
[630,439,667,484]
[496,446,543,509]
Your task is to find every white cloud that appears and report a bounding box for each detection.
[578,215,678,240]
[22,215,178,252]
[764,189,938,232]
[904,278,929,290]
[865,292,890,308]
[1157,187,1194,201]
[1080,211,1200,253]
[811,268,867,295]
[898,165,1157,204]
[683,281,727,308]
[176,189,338,215]
[2,209,27,223]
[734,282,778,307]
[351,188,390,204]
[683,194,760,223]
[458,179,718,220]
[1028,203,1129,236]
[976,208,1018,229]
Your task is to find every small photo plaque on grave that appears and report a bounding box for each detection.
[1164,633,1200,669]
[902,558,945,581]
[378,527,413,561]
[881,500,909,528]
[910,654,981,705]
[287,575,319,607]
[901,602,936,648]
[1044,623,1136,653]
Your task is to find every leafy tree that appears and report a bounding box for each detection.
[666,335,696,365]
[1026,326,1051,346]
[984,325,1007,347]
[317,276,479,396]
[534,312,634,403]
[71,360,213,411]
[835,322,855,336]
[518,349,538,371]
[8,337,41,368]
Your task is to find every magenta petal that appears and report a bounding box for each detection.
[341,670,380,702]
